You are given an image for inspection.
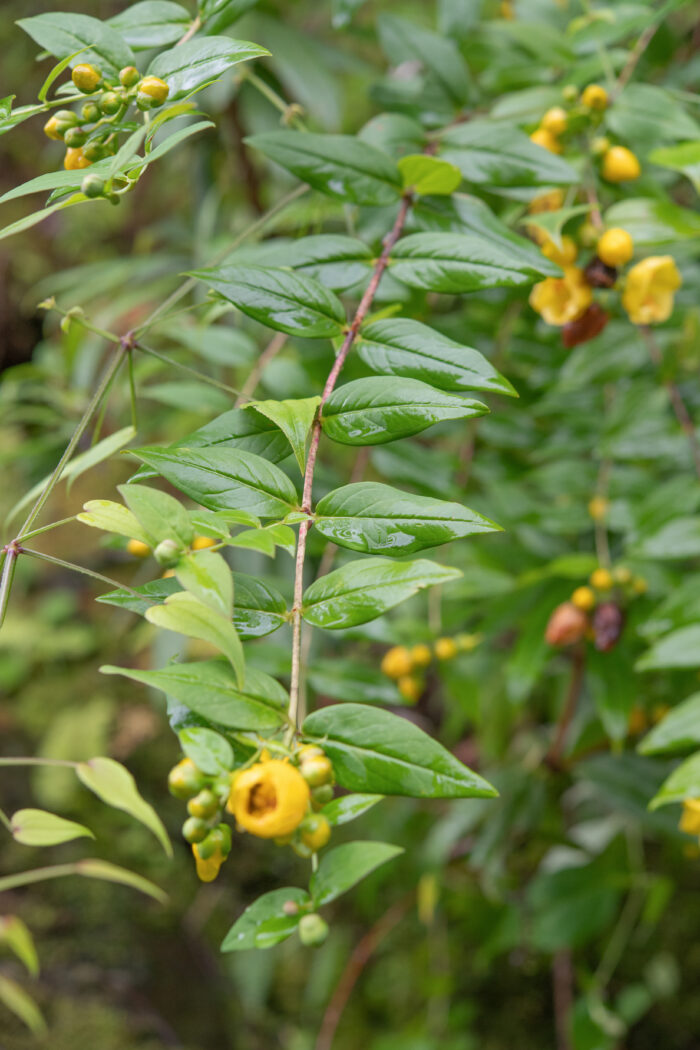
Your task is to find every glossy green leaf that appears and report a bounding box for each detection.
[192,263,345,338]
[246,130,402,205]
[108,2,191,49]
[248,397,320,474]
[604,197,700,245]
[315,482,498,557]
[649,141,700,193]
[310,841,403,906]
[179,726,234,774]
[637,626,700,671]
[389,232,551,292]
[639,694,700,756]
[303,703,497,798]
[78,499,150,545]
[175,551,232,617]
[0,976,46,1035]
[102,660,286,732]
[145,591,244,685]
[378,13,471,106]
[132,446,299,518]
[301,558,461,629]
[76,757,172,856]
[397,154,461,196]
[321,377,487,446]
[10,809,94,847]
[0,917,39,977]
[649,751,700,810]
[221,887,310,951]
[147,36,269,97]
[119,483,193,548]
[17,13,135,76]
[321,794,384,826]
[440,121,579,187]
[607,85,700,149]
[357,318,515,395]
[252,235,373,292]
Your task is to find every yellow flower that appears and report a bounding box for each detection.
[680,799,700,837]
[530,267,592,326]
[581,83,608,110]
[597,228,634,267]
[228,760,310,839]
[411,643,433,668]
[622,256,682,325]
[530,127,561,154]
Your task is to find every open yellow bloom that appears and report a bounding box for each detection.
[530,267,592,326]
[680,799,700,837]
[622,256,682,325]
[228,760,310,838]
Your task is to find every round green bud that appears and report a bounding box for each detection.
[54,109,80,127]
[136,91,155,111]
[311,783,334,808]
[81,102,100,122]
[562,84,579,103]
[119,66,141,89]
[72,63,101,94]
[182,816,209,844]
[81,174,105,198]
[154,538,181,567]
[299,913,329,947]
[100,91,122,115]
[108,192,121,206]
[168,758,206,800]
[197,824,232,860]
[83,141,107,163]
[187,788,220,820]
[63,126,87,148]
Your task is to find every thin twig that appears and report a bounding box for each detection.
[315,897,412,1050]
[234,333,288,407]
[544,645,586,770]
[642,326,700,480]
[134,341,241,398]
[19,547,145,599]
[615,20,660,94]
[176,14,201,47]
[286,195,413,739]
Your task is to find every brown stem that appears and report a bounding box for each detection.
[615,20,660,94]
[544,645,586,771]
[176,14,201,47]
[234,332,287,407]
[642,326,700,480]
[315,897,411,1050]
[552,950,574,1050]
[287,194,413,735]
[228,96,264,215]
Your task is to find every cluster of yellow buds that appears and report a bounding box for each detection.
[168,758,232,882]
[380,633,482,702]
[43,63,170,198]
[546,565,647,651]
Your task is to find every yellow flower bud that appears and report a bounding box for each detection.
[622,256,682,325]
[530,127,561,154]
[581,83,608,111]
[571,586,595,611]
[72,63,101,93]
[590,568,613,590]
[380,645,413,679]
[410,644,433,668]
[192,535,217,550]
[299,813,331,852]
[64,147,91,170]
[138,75,170,105]
[541,235,578,267]
[192,842,225,882]
[126,538,151,558]
[398,675,422,703]
[228,760,309,839]
[612,566,632,585]
[602,146,641,183]
[588,496,609,521]
[434,637,458,661]
[43,115,63,140]
[541,106,568,135]
[597,228,634,267]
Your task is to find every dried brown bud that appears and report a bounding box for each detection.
[562,303,610,348]
[593,601,625,651]
[545,602,589,647]
[584,257,618,289]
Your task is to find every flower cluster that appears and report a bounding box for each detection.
[381,633,481,702]
[545,565,647,652]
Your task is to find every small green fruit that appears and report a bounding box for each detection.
[154,538,181,567]
[63,126,87,148]
[100,91,122,115]
[299,914,329,947]
[182,817,209,844]
[81,175,105,198]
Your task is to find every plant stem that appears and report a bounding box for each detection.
[19,548,144,599]
[242,70,307,129]
[176,14,201,47]
[287,194,413,739]
[134,341,241,397]
[0,757,78,768]
[0,863,92,894]
[0,548,18,630]
[641,326,700,480]
[544,644,586,770]
[234,332,288,407]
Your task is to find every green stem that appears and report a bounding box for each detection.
[242,70,306,129]
[0,757,78,768]
[16,517,77,542]
[134,342,241,397]
[0,548,18,631]
[19,548,144,599]
[128,350,138,429]
[16,345,126,540]
[0,807,12,833]
[0,864,88,894]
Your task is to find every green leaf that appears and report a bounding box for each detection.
[389,232,553,292]
[321,377,487,446]
[0,194,94,243]
[639,694,700,756]
[0,159,115,205]
[310,841,403,906]
[10,809,94,847]
[604,197,700,245]
[0,917,39,977]
[378,13,471,107]
[440,121,579,187]
[129,120,215,172]
[303,703,497,798]
[132,446,299,518]
[175,551,232,617]
[108,2,191,49]
[73,858,168,903]
[315,482,498,557]
[521,204,593,248]
[248,397,320,474]
[649,141,700,193]
[38,48,88,102]
[145,591,245,686]
[17,13,135,76]
[301,558,461,629]
[7,425,136,526]
[119,483,193,548]
[221,888,311,951]
[191,263,346,338]
[607,85,700,149]
[246,130,402,206]
[321,794,383,827]
[634,517,700,559]
[636,626,700,671]
[248,234,373,292]
[78,499,150,544]
[0,976,46,1035]
[179,726,233,774]
[397,154,461,196]
[649,751,700,810]
[147,36,269,97]
[76,757,172,856]
[358,318,515,395]
[101,660,286,732]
